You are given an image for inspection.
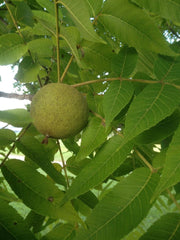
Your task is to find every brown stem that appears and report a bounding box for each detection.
[0,91,33,101]
[57,140,69,188]
[4,0,25,43]
[55,0,61,82]
[0,123,31,168]
[60,55,74,82]
[167,189,180,212]
[135,149,156,173]
[72,77,180,90]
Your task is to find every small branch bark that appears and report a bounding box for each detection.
[0,91,33,101]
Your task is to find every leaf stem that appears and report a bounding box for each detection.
[135,149,156,173]
[4,0,25,43]
[167,189,180,212]
[61,55,74,82]
[57,140,69,188]
[0,123,31,168]
[55,0,61,83]
[72,77,180,90]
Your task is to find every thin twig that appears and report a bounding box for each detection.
[72,77,159,87]
[4,0,25,42]
[60,55,74,82]
[135,149,156,173]
[57,140,70,188]
[167,189,180,212]
[72,77,180,90]
[55,0,61,82]
[0,91,33,101]
[0,123,31,168]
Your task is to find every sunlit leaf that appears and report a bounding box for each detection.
[59,0,105,43]
[86,0,103,16]
[111,46,138,77]
[139,213,180,240]
[103,81,134,127]
[0,34,28,65]
[28,38,53,58]
[1,159,80,222]
[61,135,133,205]
[0,109,31,127]
[74,168,159,240]
[15,1,34,27]
[16,136,66,187]
[152,124,180,199]
[42,223,75,240]
[60,26,84,67]
[124,84,180,142]
[99,0,176,55]
[15,56,40,83]
[0,129,16,147]
[154,55,180,84]
[0,198,36,240]
[76,117,108,161]
[132,0,180,23]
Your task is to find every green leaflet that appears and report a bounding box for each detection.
[154,55,180,84]
[76,117,108,161]
[111,46,138,77]
[103,81,134,128]
[0,129,16,147]
[60,26,84,68]
[59,0,105,43]
[139,213,180,240]
[135,110,180,144]
[0,109,31,127]
[61,135,133,205]
[15,56,41,83]
[33,10,56,35]
[0,33,28,65]
[132,0,180,23]
[99,0,176,56]
[42,223,75,240]
[1,159,80,223]
[0,198,36,240]
[86,0,103,16]
[74,168,159,240]
[124,84,180,142]
[81,41,115,73]
[28,38,53,58]
[15,1,34,27]
[16,136,66,187]
[152,124,180,199]
[36,0,55,15]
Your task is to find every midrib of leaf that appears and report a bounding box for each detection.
[59,33,80,64]
[169,221,180,240]
[86,0,95,17]
[83,45,111,63]
[107,81,123,120]
[4,165,62,209]
[125,84,165,141]
[101,13,156,44]
[58,1,96,41]
[161,58,177,81]
[87,170,152,239]
[120,52,127,77]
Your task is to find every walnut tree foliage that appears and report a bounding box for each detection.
[0,0,180,239]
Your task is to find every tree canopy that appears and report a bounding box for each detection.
[0,0,180,239]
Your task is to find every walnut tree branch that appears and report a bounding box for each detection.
[0,91,33,101]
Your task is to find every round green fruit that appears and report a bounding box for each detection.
[30,83,89,139]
